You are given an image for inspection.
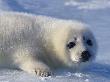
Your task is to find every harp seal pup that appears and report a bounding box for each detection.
[0,12,97,77]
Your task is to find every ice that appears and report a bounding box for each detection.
[0,0,110,82]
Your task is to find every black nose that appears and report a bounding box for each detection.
[81,51,91,62]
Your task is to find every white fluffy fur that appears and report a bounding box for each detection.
[0,12,97,76]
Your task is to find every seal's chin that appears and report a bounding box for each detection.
[70,59,82,64]
[70,55,93,64]
[71,58,92,64]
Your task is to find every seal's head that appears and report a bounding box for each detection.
[51,20,97,68]
[66,26,97,64]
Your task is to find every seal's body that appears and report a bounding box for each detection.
[0,12,97,77]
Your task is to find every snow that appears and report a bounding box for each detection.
[0,0,110,82]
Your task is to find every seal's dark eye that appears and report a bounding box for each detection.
[87,39,93,46]
[67,42,76,49]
